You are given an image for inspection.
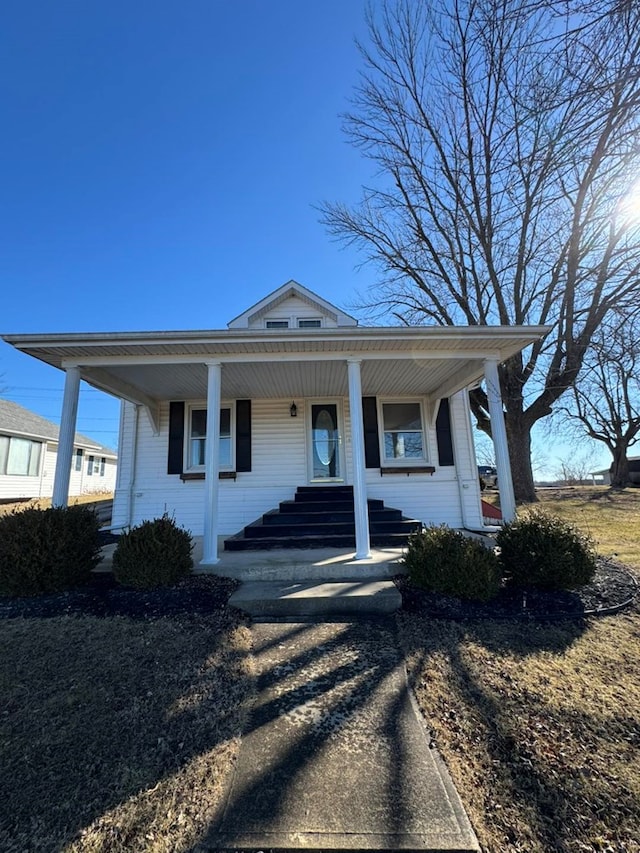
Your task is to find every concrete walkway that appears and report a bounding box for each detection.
[201,619,479,852]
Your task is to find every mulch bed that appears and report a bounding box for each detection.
[395,557,638,619]
[0,574,240,621]
[2,558,637,622]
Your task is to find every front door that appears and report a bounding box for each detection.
[309,403,342,481]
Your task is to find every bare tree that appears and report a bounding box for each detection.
[321,0,640,501]
[557,310,640,487]
[553,448,600,486]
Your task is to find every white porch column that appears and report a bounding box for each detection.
[347,358,371,559]
[484,358,517,522]
[201,361,222,565]
[52,366,81,508]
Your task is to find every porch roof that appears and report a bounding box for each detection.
[2,324,548,406]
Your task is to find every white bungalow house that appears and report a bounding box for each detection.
[0,398,117,500]
[2,281,547,564]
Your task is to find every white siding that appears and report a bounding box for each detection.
[125,399,310,534]
[252,295,338,329]
[361,397,462,527]
[0,441,116,501]
[450,390,485,528]
[119,392,486,535]
[111,401,136,529]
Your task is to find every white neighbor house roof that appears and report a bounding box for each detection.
[2,283,549,428]
[0,398,117,457]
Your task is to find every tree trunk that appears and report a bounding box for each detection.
[505,415,537,503]
[609,446,630,489]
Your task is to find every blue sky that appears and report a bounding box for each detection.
[0,1,609,477]
[0,1,379,449]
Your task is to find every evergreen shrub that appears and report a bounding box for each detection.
[0,505,101,597]
[113,514,193,589]
[403,525,501,601]
[496,511,596,590]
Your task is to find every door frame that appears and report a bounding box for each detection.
[306,398,346,484]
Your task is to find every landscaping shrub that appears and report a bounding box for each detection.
[403,525,501,601]
[113,514,193,589]
[0,505,101,597]
[497,510,596,590]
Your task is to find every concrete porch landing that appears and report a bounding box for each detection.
[96,538,408,618]
[202,620,479,852]
[202,538,407,618]
[97,537,407,582]
[194,537,408,582]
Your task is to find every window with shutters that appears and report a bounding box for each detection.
[379,400,427,464]
[185,403,234,471]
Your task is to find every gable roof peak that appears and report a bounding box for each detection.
[227,280,358,329]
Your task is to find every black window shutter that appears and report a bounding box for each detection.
[362,396,380,468]
[236,399,252,472]
[168,401,185,475]
[436,398,455,466]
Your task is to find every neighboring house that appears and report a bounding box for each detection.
[590,457,640,486]
[2,281,547,563]
[0,399,117,500]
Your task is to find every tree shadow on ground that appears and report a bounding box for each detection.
[398,610,640,852]
[0,608,249,853]
[200,617,430,849]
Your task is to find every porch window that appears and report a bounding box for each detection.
[74,448,83,471]
[381,402,426,462]
[187,405,233,470]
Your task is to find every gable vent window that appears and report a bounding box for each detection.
[298,319,322,328]
[265,320,289,329]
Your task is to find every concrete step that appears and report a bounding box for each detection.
[243,519,420,539]
[224,532,416,551]
[280,498,385,513]
[262,507,403,525]
[295,484,354,495]
[229,580,402,618]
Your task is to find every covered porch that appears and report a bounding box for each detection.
[3,324,545,566]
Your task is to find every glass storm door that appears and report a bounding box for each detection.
[310,403,341,480]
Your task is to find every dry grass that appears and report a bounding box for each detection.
[2,486,639,852]
[536,487,640,573]
[0,611,252,853]
[401,487,640,853]
[0,492,113,517]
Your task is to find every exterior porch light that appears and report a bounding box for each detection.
[290,401,298,417]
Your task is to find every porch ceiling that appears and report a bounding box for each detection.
[79,357,488,401]
[2,324,549,405]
